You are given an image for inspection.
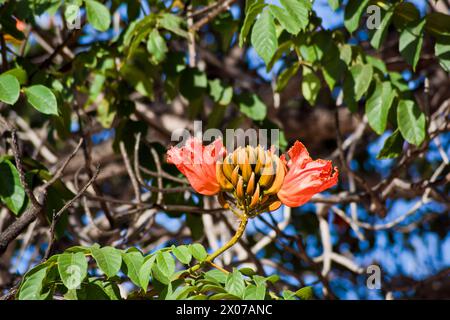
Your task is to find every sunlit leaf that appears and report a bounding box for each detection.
[24,85,58,115]
[251,9,277,65]
[85,0,111,32]
[0,160,25,215]
[0,74,20,105]
[397,99,426,146]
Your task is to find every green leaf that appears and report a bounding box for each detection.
[344,0,369,33]
[265,274,280,284]
[168,285,196,300]
[268,40,293,70]
[172,245,192,265]
[252,275,267,287]
[189,243,208,262]
[328,0,340,11]
[57,252,88,290]
[251,9,277,65]
[393,2,420,30]
[225,269,245,298]
[295,286,314,300]
[343,63,373,112]
[65,279,121,300]
[139,255,156,292]
[399,19,426,70]
[124,17,155,59]
[199,283,226,294]
[397,100,426,146]
[179,68,208,101]
[302,67,321,106]
[339,44,353,66]
[276,62,299,92]
[280,0,311,30]
[282,290,297,300]
[370,7,394,49]
[236,92,267,121]
[377,129,404,159]
[97,99,115,128]
[165,283,190,300]
[24,85,58,115]
[317,36,345,90]
[122,251,144,287]
[347,63,373,100]
[156,251,176,278]
[365,81,396,135]
[312,31,338,63]
[435,36,450,72]
[239,0,265,47]
[205,269,228,284]
[322,57,344,90]
[0,160,25,215]
[159,13,188,38]
[66,246,92,254]
[208,79,233,106]
[269,0,311,36]
[425,12,450,37]
[91,246,122,278]
[243,284,266,300]
[85,0,111,32]
[389,72,409,92]
[269,5,301,35]
[18,265,49,300]
[147,29,168,65]
[152,263,171,285]
[366,56,388,74]
[100,281,122,300]
[0,74,20,105]
[209,292,241,300]
[3,67,28,85]
[239,267,257,276]
[64,3,80,25]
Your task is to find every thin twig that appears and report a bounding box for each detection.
[40,139,83,191]
[120,141,141,205]
[190,0,237,32]
[44,166,100,259]
[11,130,40,207]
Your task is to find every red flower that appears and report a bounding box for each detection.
[278,141,338,207]
[15,19,26,32]
[167,137,226,195]
[167,139,338,211]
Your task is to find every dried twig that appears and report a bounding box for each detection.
[44,166,100,259]
[189,0,237,32]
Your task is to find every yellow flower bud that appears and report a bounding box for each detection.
[216,145,287,217]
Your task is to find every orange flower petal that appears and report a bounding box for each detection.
[167,137,225,195]
[16,20,26,32]
[278,141,338,207]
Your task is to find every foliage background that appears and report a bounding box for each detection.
[0,0,448,300]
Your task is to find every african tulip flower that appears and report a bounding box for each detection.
[167,138,338,216]
[167,137,225,195]
[277,141,338,207]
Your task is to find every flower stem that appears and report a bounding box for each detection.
[188,215,248,274]
[208,261,229,274]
